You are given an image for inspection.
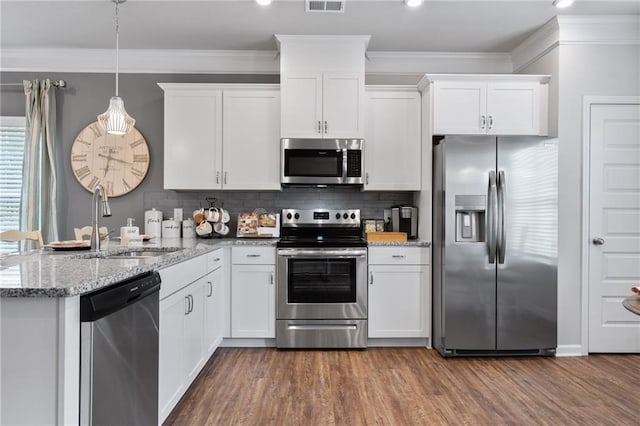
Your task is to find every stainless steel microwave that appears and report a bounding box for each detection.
[281,138,364,185]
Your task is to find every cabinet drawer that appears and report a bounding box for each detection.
[368,247,429,265]
[232,246,275,265]
[207,248,224,271]
[159,254,208,300]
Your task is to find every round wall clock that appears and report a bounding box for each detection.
[70,121,150,197]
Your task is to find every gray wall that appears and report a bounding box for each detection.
[0,71,414,240]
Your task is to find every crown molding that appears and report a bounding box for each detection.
[365,51,512,75]
[0,48,281,74]
[512,14,640,72]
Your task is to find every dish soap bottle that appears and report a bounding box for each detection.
[120,218,139,245]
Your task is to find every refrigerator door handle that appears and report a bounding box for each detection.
[497,170,506,264]
[487,171,498,264]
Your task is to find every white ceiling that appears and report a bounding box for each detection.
[1,0,638,54]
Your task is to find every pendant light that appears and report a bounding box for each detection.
[97,0,135,135]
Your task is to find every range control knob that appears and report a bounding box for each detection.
[294,213,300,220]
[343,213,348,219]
[286,213,292,220]
[334,213,340,219]
[350,213,356,219]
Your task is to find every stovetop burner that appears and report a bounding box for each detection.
[277,208,365,248]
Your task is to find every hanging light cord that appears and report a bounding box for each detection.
[114,0,120,97]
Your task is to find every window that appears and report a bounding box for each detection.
[0,116,26,253]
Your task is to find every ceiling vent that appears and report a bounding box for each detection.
[306,0,346,13]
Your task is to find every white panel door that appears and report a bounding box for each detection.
[203,268,224,356]
[231,265,276,338]
[322,73,364,139]
[364,90,421,190]
[432,81,486,135]
[163,89,222,189]
[487,82,540,135]
[589,103,640,353]
[222,89,281,190]
[281,74,322,138]
[183,281,206,383]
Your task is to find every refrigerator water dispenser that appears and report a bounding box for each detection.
[454,195,485,242]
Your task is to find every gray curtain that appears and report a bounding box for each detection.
[21,79,58,244]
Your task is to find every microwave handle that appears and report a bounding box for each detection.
[342,149,348,180]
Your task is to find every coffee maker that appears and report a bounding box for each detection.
[391,206,418,239]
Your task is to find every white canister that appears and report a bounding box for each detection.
[162,219,181,239]
[144,208,163,239]
[182,219,195,239]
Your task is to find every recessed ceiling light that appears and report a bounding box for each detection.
[553,0,574,8]
[405,0,424,7]
[256,0,272,5]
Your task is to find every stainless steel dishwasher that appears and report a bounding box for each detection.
[80,271,161,426]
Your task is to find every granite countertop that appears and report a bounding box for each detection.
[0,237,277,298]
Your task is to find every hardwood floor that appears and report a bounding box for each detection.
[164,348,640,425]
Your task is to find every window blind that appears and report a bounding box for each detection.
[0,116,26,253]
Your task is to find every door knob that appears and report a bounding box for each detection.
[593,237,605,246]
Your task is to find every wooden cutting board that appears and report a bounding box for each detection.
[366,232,407,242]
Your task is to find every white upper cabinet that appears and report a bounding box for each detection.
[364,87,421,191]
[277,35,369,139]
[423,74,549,136]
[222,88,280,190]
[162,87,223,190]
[159,84,280,190]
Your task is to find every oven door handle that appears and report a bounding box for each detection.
[277,249,367,258]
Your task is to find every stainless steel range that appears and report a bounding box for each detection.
[276,209,368,349]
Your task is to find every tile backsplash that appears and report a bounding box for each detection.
[144,187,414,232]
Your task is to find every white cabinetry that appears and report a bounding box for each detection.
[368,247,430,339]
[231,246,276,338]
[281,72,364,138]
[277,35,369,139]
[422,74,549,136]
[159,84,280,190]
[364,87,421,190]
[158,248,225,423]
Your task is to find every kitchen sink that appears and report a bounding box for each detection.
[74,247,181,259]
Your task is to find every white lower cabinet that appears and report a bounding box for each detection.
[231,247,276,338]
[159,249,225,423]
[368,247,430,339]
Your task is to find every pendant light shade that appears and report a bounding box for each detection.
[98,0,135,135]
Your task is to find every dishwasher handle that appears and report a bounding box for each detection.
[80,271,161,322]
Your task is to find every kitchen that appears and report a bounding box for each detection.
[1,0,639,425]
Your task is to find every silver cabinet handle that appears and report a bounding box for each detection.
[213,257,221,262]
[481,115,486,129]
[189,294,194,313]
[391,255,406,259]
[593,237,605,246]
[270,272,274,285]
[370,271,374,285]
[185,295,190,315]
[488,115,493,130]
[247,254,261,258]
[317,121,322,134]
[365,172,369,185]
[224,171,228,185]
[207,281,213,297]
[324,121,328,134]
[216,171,220,184]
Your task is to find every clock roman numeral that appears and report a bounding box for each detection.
[72,154,87,162]
[131,167,145,178]
[130,138,144,149]
[122,179,131,191]
[87,176,99,190]
[75,166,91,180]
[89,124,103,139]
[76,139,91,147]
[133,154,148,163]
[104,181,114,196]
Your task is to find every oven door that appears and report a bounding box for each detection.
[276,248,367,320]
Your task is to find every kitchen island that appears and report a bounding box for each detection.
[0,237,276,425]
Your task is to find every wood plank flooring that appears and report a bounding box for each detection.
[164,348,640,425]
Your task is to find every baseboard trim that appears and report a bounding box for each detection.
[555,344,586,357]
[367,338,430,348]
[220,338,276,348]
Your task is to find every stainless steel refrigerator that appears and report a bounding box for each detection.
[432,135,558,357]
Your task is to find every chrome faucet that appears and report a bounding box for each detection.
[91,184,112,252]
